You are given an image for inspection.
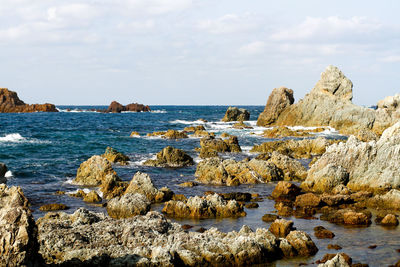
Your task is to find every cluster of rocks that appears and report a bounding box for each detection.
[143,146,194,168]
[257,65,400,138]
[195,153,306,186]
[198,135,241,158]
[0,88,57,113]
[106,101,151,113]
[222,106,250,122]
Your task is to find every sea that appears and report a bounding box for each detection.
[0,105,399,266]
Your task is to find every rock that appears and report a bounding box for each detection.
[343,211,370,225]
[245,203,259,209]
[269,219,295,238]
[106,101,150,113]
[248,159,283,182]
[107,193,151,219]
[0,184,40,266]
[314,226,335,239]
[332,184,351,195]
[199,136,241,158]
[262,126,314,138]
[327,244,342,250]
[321,194,352,207]
[183,125,205,132]
[222,107,250,122]
[285,230,318,256]
[83,191,102,203]
[162,194,246,219]
[232,121,253,129]
[380,214,399,226]
[102,147,129,165]
[143,146,194,168]
[302,164,349,193]
[251,137,339,159]
[262,214,280,223]
[39,203,69,211]
[0,88,58,113]
[271,181,302,200]
[178,181,198,187]
[317,253,350,267]
[130,131,140,137]
[367,189,400,210]
[217,192,252,202]
[192,130,215,138]
[146,131,166,137]
[37,209,314,266]
[162,129,188,139]
[306,122,400,192]
[295,193,321,208]
[125,172,173,203]
[377,94,400,110]
[269,152,307,181]
[257,87,294,126]
[73,155,120,186]
[0,162,7,184]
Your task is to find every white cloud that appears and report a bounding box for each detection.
[118,0,193,16]
[238,41,266,55]
[197,13,258,34]
[381,55,400,62]
[271,16,381,41]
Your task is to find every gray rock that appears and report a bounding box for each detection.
[318,253,350,267]
[302,164,349,193]
[107,193,151,219]
[222,107,250,122]
[73,155,120,186]
[257,87,294,126]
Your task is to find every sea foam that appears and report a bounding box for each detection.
[0,133,26,142]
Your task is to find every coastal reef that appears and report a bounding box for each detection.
[0,88,57,113]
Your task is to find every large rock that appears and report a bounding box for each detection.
[199,136,241,158]
[366,189,400,210]
[0,88,58,113]
[269,219,295,238]
[0,185,40,266]
[162,193,246,219]
[285,230,318,256]
[0,163,7,184]
[107,193,151,219]
[257,87,294,126]
[106,101,150,113]
[124,172,173,203]
[38,209,311,266]
[304,122,400,192]
[256,65,399,136]
[222,107,250,122]
[143,146,193,168]
[102,147,129,165]
[73,155,120,186]
[268,152,307,181]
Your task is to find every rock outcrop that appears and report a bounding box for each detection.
[257,65,399,136]
[303,122,400,193]
[199,136,241,158]
[73,155,120,186]
[143,146,194,168]
[222,107,250,122]
[0,163,7,184]
[107,193,151,219]
[0,88,58,113]
[102,147,130,165]
[318,254,350,267]
[106,101,150,113]
[37,209,317,266]
[124,172,173,203]
[0,184,40,266]
[162,193,246,219]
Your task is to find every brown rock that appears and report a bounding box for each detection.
[178,181,198,187]
[74,155,120,186]
[0,88,58,113]
[380,214,399,226]
[271,181,302,200]
[262,214,280,223]
[83,191,102,203]
[327,244,342,250]
[232,121,253,129]
[162,129,188,139]
[295,193,321,208]
[257,87,294,126]
[130,131,140,137]
[314,226,335,239]
[102,146,129,165]
[262,126,313,138]
[107,193,151,219]
[245,203,259,209]
[183,125,206,132]
[39,203,69,211]
[318,253,352,265]
[286,230,318,256]
[106,101,150,113]
[343,211,371,225]
[222,107,250,122]
[143,146,193,168]
[269,219,295,238]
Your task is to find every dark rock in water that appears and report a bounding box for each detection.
[314,226,335,239]
[222,106,250,122]
[106,100,150,113]
[262,214,280,223]
[0,88,58,113]
[143,146,194,168]
[327,244,342,250]
[0,184,41,266]
[39,203,69,211]
[245,203,259,209]
[0,163,7,184]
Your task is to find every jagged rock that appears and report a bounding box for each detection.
[183,125,205,132]
[380,214,399,226]
[0,163,7,184]
[0,184,40,266]
[162,129,188,139]
[106,101,150,113]
[124,172,173,203]
[107,193,151,219]
[295,193,321,208]
[102,147,130,165]
[251,137,338,159]
[269,219,295,238]
[143,146,193,168]
[37,209,315,266]
[285,230,318,256]
[305,122,400,193]
[271,181,302,200]
[247,159,283,182]
[162,194,246,219]
[262,126,319,138]
[83,191,102,203]
[0,88,58,113]
[367,189,400,210]
[232,121,253,129]
[302,164,349,193]
[257,65,399,136]
[321,209,371,226]
[73,155,120,186]
[39,203,69,211]
[318,253,350,267]
[222,107,250,122]
[147,131,166,137]
[199,136,241,158]
[257,87,294,126]
[269,152,307,181]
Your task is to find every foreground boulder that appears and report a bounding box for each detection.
[143,146,194,168]
[0,88,58,113]
[257,65,399,136]
[106,101,150,113]
[73,155,120,186]
[102,147,129,165]
[37,209,317,266]
[162,194,246,218]
[0,184,40,266]
[222,107,250,122]
[304,122,400,193]
[0,163,7,184]
[107,193,151,219]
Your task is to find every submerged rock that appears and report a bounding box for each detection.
[222,107,250,122]
[74,155,120,186]
[162,194,246,219]
[143,146,194,168]
[0,88,58,113]
[107,193,151,219]
[39,203,69,211]
[102,146,130,165]
[0,184,40,266]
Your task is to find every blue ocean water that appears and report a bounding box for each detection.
[0,105,399,266]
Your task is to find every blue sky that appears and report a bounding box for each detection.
[0,0,399,105]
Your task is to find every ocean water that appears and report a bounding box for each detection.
[0,106,399,266]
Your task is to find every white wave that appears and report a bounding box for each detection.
[66,188,91,195]
[5,170,13,178]
[0,133,51,144]
[151,110,167,113]
[241,146,253,153]
[169,119,206,125]
[193,156,202,163]
[56,108,97,113]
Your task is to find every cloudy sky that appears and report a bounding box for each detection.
[0,0,399,105]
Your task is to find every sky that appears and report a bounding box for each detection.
[0,0,399,106]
